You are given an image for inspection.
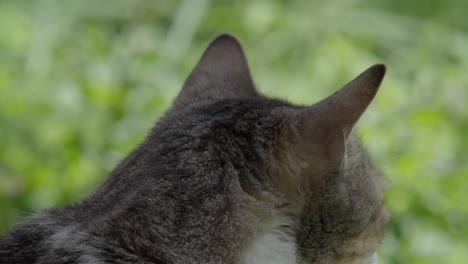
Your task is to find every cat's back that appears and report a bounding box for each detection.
[1,100,269,264]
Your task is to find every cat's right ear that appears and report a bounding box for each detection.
[171,34,258,111]
[288,65,386,171]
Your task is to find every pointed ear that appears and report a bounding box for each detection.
[292,64,386,169]
[172,34,258,110]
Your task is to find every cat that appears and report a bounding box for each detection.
[0,34,389,264]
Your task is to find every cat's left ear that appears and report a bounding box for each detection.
[172,34,258,110]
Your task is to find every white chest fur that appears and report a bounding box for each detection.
[242,218,379,264]
[365,253,378,264]
[243,219,297,264]
[242,229,379,264]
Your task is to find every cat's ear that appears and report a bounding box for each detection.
[172,34,258,110]
[291,64,386,170]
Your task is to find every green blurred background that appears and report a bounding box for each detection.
[0,0,467,263]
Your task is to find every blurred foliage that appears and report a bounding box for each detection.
[0,0,467,263]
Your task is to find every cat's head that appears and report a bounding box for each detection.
[164,34,389,263]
